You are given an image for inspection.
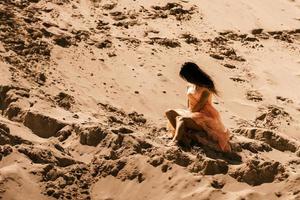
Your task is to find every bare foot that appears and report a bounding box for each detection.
[167,140,178,147]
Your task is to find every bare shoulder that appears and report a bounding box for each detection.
[187,84,196,94]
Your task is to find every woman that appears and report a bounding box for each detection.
[165,62,231,152]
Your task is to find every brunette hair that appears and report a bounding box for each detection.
[180,62,218,94]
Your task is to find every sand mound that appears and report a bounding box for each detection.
[1,87,299,199]
[24,111,67,138]
[77,125,109,146]
[230,160,286,186]
[234,128,300,153]
[18,145,76,167]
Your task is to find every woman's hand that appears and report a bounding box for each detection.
[190,89,210,112]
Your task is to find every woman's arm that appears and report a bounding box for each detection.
[187,84,195,108]
[190,89,210,112]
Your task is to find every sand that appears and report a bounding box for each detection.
[0,0,300,199]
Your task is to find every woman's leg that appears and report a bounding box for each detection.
[172,116,216,149]
[173,116,203,142]
[165,109,190,129]
[165,109,180,129]
[169,110,231,152]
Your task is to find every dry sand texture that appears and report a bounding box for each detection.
[1,0,300,199]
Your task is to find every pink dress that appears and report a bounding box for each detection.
[184,84,231,151]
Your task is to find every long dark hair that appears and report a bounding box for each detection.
[180,62,218,95]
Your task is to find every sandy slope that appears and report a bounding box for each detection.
[0,0,300,199]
